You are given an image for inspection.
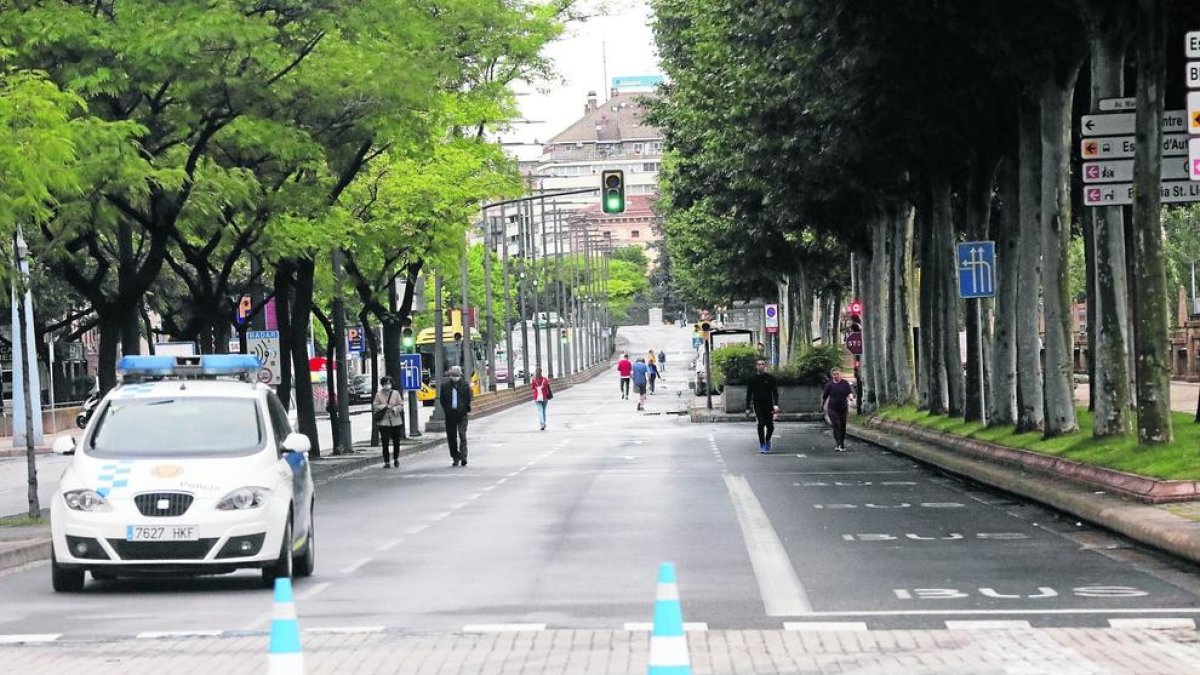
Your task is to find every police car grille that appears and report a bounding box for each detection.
[108,538,218,561]
[134,492,194,517]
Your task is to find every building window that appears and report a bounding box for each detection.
[631,230,640,238]
[633,142,644,154]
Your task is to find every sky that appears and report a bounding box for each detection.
[508,0,661,160]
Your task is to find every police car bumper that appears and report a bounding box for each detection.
[51,492,291,572]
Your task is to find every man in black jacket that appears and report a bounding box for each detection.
[744,359,780,454]
[439,365,473,467]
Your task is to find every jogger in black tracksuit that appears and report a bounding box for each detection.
[822,368,854,451]
[744,359,780,454]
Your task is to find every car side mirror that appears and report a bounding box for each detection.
[280,432,311,455]
[52,436,77,456]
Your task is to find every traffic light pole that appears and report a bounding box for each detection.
[482,217,497,392]
[500,204,516,389]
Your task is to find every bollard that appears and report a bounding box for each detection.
[268,577,304,675]
[648,562,691,675]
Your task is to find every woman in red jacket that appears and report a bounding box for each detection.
[530,367,553,430]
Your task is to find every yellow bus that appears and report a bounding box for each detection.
[414,322,484,406]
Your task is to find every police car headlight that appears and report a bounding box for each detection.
[63,489,111,512]
[216,487,271,511]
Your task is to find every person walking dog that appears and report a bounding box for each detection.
[373,376,405,468]
[822,368,854,452]
[531,367,553,430]
[745,359,780,454]
[439,365,473,467]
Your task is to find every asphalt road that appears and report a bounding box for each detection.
[3,324,1200,645]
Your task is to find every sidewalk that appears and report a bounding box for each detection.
[848,417,1200,569]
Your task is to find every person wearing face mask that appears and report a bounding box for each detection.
[439,365,473,467]
[373,375,405,468]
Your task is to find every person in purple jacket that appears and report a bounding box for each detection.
[822,368,854,452]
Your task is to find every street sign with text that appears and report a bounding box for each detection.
[1080,134,1189,159]
[1189,31,1200,58]
[1191,139,1200,181]
[1080,111,1186,136]
[1099,97,1137,112]
[764,304,779,334]
[1189,92,1200,134]
[1084,181,1200,206]
[247,331,281,385]
[1083,159,1190,183]
[844,331,863,356]
[957,241,996,299]
[1190,62,1200,89]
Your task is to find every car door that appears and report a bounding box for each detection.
[267,392,310,539]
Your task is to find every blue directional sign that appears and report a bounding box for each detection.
[957,241,997,299]
[399,354,422,391]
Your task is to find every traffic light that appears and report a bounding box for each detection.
[699,321,711,340]
[601,169,625,214]
[848,298,863,318]
[401,326,415,353]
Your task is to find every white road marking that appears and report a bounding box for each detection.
[462,623,546,632]
[403,525,428,535]
[305,626,386,634]
[297,582,332,601]
[340,557,372,574]
[624,622,708,632]
[0,634,60,644]
[784,622,868,632]
[137,630,225,639]
[724,474,813,616]
[467,493,482,500]
[482,485,497,492]
[450,502,468,510]
[794,608,1200,617]
[377,538,405,551]
[946,620,1032,630]
[430,512,449,521]
[1108,618,1196,630]
[508,471,519,477]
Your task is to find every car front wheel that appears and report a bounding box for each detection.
[261,516,293,588]
[51,552,85,593]
[294,508,315,578]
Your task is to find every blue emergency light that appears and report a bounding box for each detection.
[118,355,261,379]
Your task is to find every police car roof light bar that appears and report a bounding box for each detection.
[118,355,261,380]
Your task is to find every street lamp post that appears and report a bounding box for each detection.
[483,215,498,392]
[554,204,568,377]
[499,204,516,389]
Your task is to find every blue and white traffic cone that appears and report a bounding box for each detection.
[268,577,304,675]
[647,562,691,675]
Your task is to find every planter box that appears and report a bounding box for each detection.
[723,384,823,413]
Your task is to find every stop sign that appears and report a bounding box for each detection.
[845,331,863,355]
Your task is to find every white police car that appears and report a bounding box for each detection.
[49,355,316,591]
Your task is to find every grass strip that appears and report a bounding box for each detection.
[874,406,1200,481]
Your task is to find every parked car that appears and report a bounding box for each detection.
[347,374,372,404]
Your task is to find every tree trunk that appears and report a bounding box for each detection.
[964,158,999,423]
[856,253,876,411]
[934,177,964,417]
[1015,97,1045,433]
[97,312,121,394]
[890,204,917,405]
[1131,0,1172,444]
[1088,22,1133,438]
[918,199,945,413]
[990,156,1019,426]
[1040,71,1082,437]
[290,259,320,457]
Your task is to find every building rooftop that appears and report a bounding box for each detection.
[547,91,661,146]
[572,195,658,220]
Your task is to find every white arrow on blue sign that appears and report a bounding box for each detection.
[957,241,996,299]
[400,353,423,391]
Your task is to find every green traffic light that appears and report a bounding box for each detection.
[605,195,622,212]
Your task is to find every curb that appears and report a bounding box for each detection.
[0,538,51,572]
[848,422,1200,567]
[688,410,824,424]
[864,417,1200,503]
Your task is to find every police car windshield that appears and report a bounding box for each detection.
[88,397,264,458]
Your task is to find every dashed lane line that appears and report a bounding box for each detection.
[0,634,60,644]
[297,581,332,601]
[136,630,225,639]
[1108,618,1196,629]
[339,557,372,574]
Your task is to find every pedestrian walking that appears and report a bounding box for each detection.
[822,368,854,452]
[631,357,649,411]
[647,359,661,394]
[657,350,667,373]
[373,376,405,468]
[744,358,780,454]
[531,367,553,430]
[617,353,633,399]
[439,365,473,467]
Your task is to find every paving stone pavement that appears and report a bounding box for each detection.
[2,628,1200,674]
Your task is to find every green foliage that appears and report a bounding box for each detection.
[711,343,760,388]
[1163,205,1200,317]
[781,344,845,386]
